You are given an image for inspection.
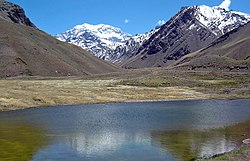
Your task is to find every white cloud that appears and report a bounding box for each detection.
[219,0,231,11]
[157,20,165,26]
[124,19,129,24]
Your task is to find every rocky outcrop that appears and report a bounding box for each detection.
[0,0,36,28]
[123,7,217,68]
[122,6,250,68]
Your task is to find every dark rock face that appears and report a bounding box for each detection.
[123,7,217,68]
[122,5,250,68]
[0,0,36,28]
[164,46,191,61]
[108,28,160,64]
[109,38,141,63]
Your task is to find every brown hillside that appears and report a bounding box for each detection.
[0,1,119,78]
[172,23,250,71]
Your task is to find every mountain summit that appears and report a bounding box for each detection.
[193,5,250,35]
[56,4,250,68]
[56,23,132,61]
[122,5,250,68]
[56,23,160,63]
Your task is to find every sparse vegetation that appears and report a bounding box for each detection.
[204,147,250,161]
[0,70,249,111]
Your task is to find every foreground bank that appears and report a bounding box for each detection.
[0,70,249,111]
[204,146,250,161]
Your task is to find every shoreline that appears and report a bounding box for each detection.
[204,146,250,161]
[0,97,249,112]
[0,71,249,112]
[1,97,202,112]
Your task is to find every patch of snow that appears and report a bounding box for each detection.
[194,5,250,35]
[188,24,196,30]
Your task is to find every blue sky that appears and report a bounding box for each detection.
[7,0,250,35]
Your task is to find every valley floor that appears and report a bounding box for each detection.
[0,69,249,111]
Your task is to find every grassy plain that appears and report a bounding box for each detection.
[0,69,249,111]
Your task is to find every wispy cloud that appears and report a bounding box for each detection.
[219,0,231,11]
[157,20,165,26]
[124,19,129,24]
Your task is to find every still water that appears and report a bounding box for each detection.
[0,99,250,161]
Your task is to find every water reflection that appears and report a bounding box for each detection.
[30,119,250,161]
[0,122,47,161]
[152,120,250,160]
[31,119,250,161]
[0,99,250,161]
[32,131,175,161]
[68,132,127,156]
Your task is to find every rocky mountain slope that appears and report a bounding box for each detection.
[110,28,160,64]
[56,23,160,63]
[123,5,250,68]
[172,22,250,71]
[56,23,132,61]
[0,0,119,78]
[56,4,249,69]
[0,0,36,28]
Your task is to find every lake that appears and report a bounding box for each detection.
[0,99,250,161]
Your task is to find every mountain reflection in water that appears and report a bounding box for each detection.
[0,99,249,161]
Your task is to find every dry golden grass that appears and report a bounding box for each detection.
[0,70,249,111]
[0,79,209,111]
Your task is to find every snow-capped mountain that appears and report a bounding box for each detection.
[56,23,132,60]
[194,5,250,36]
[56,23,160,63]
[56,4,250,67]
[109,27,160,64]
[122,5,250,68]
